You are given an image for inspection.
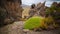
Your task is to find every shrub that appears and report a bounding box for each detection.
[45,16,54,25]
[23,16,47,30]
[45,2,60,26]
[45,16,58,28]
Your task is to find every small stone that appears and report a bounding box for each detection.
[23,29,30,32]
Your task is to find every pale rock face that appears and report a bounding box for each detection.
[28,1,46,18]
[36,1,46,17]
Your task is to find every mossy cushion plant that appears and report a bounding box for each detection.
[23,16,47,30]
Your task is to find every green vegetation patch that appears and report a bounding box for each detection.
[23,16,45,29]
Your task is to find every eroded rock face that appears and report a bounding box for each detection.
[0,0,23,27]
[29,4,36,18]
[28,1,46,18]
[51,2,58,7]
[36,1,46,17]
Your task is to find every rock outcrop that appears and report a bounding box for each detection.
[36,1,46,17]
[29,4,36,18]
[0,0,23,27]
[28,1,46,18]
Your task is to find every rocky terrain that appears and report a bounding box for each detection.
[0,21,60,34]
[0,0,60,34]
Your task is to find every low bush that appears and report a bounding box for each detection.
[45,16,54,25]
[45,16,58,28]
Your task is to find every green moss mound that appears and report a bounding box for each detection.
[24,16,45,29]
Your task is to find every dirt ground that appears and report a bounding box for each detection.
[0,21,60,34]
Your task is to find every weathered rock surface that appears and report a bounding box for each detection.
[0,21,24,34]
[0,0,23,27]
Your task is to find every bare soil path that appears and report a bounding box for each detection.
[0,21,60,34]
